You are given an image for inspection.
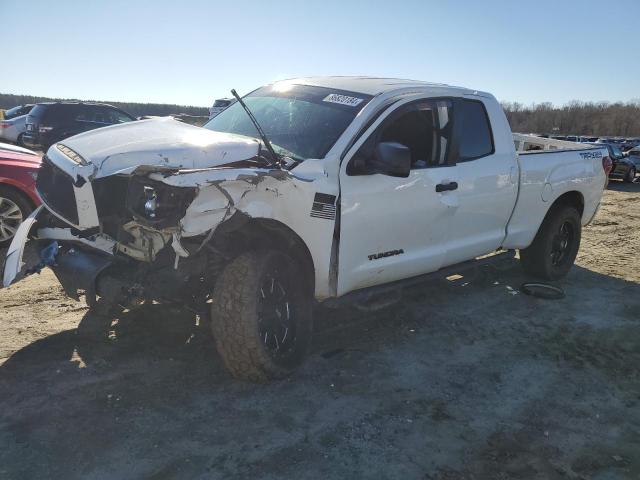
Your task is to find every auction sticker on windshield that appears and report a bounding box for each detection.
[323,94,364,107]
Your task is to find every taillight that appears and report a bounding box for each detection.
[0,122,9,128]
[602,156,613,176]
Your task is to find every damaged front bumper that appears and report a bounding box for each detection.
[1,203,219,309]
[3,206,44,288]
[2,207,116,305]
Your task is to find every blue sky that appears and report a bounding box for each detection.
[2,0,639,107]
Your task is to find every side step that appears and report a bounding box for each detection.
[322,249,516,309]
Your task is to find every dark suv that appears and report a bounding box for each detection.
[23,102,135,151]
[589,142,637,183]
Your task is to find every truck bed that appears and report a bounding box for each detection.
[503,140,608,249]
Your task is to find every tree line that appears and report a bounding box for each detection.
[502,100,640,137]
[4,92,639,137]
[0,93,209,118]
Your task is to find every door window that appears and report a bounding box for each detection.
[456,99,494,161]
[74,106,102,123]
[105,108,134,124]
[349,99,453,174]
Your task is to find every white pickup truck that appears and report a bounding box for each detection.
[3,77,610,381]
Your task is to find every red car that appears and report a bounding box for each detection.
[0,143,41,246]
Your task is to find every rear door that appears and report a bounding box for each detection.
[442,96,518,265]
[337,97,459,295]
[55,105,86,138]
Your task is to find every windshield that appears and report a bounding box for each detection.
[204,84,372,161]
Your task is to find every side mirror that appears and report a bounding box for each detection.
[370,141,411,177]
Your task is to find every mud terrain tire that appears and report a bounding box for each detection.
[210,250,313,382]
[519,204,581,281]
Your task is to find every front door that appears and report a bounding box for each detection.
[337,97,459,296]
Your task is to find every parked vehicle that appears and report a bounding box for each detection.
[626,146,640,171]
[0,104,34,146]
[0,143,40,246]
[589,142,636,182]
[23,102,135,151]
[3,77,609,381]
[209,98,236,119]
[621,138,640,152]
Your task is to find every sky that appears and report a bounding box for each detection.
[1,0,639,108]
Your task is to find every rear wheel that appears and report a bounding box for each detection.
[0,186,33,247]
[519,204,581,281]
[625,167,636,183]
[210,250,313,382]
[16,133,26,147]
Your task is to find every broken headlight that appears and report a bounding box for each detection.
[126,176,196,229]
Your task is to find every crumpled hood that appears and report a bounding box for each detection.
[47,117,261,180]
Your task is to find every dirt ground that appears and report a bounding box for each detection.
[0,182,639,480]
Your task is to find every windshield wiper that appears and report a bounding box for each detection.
[230,89,283,169]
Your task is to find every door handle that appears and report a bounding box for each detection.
[435,182,458,192]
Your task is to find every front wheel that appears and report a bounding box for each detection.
[0,186,33,247]
[519,205,582,281]
[210,250,313,382]
[625,167,636,183]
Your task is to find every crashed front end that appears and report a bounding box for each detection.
[3,118,312,309]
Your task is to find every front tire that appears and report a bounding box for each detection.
[519,204,581,281]
[210,250,313,382]
[0,186,33,247]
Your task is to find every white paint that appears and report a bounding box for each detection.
[36,227,116,253]
[46,117,260,179]
[2,207,42,287]
[444,95,519,266]
[74,182,100,228]
[502,148,606,249]
[337,94,456,295]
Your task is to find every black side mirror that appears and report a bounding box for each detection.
[370,141,411,177]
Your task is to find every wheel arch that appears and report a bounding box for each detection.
[211,214,316,296]
[0,180,38,209]
[550,190,584,217]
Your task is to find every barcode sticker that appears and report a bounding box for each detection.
[323,94,364,107]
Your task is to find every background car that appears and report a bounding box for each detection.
[0,104,34,146]
[209,98,236,119]
[626,145,640,170]
[621,138,640,152]
[23,102,135,151]
[0,142,41,246]
[589,142,637,183]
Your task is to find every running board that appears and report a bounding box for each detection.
[322,249,516,308]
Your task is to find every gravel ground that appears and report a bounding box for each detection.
[0,182,639,479]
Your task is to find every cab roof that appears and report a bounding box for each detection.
[272,76,485,97]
